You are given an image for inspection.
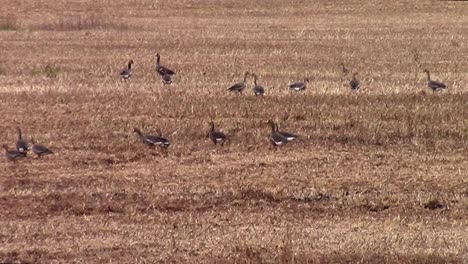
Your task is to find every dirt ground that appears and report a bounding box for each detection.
[1,0,467,263]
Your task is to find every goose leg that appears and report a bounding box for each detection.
[162,147,169,157]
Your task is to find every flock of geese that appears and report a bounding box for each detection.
[2,128,53,162]
[3,119,298,161]
[120,53,448,93]
[2,53,449,161]
[130,118,300,155]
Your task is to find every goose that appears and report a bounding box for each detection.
[227,71,249,93]
[289,79,309,92]
[16,128,29,154]
[423,69,447,92]
[252,73,265,96]
[267,120,289,147]
[273,121,299,141]
[120,60,134,80]
[156,53,176,77]
[133,128,170,149]
[208,121,227,146]
[3,144,26,161]
[349,72,360,91]
[31,138,53,158]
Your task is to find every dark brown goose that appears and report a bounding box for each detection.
[3,144,26,161]
[267,120,289,147]
[423,69,447,92]
[227,71,249,93]
[252,73,265,96]
[31,138,53,158]
[349,72,360,91]
[120,60,134,80]
[16,127,29,154]
[156,53,176,77]
[208,121,227,146]
[133,128,170,149]
[289,79,309,92]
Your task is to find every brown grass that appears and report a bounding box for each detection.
[0,16,20,31]
[1,0,468,263]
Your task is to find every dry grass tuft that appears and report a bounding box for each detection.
[30,64,61,78]
[424,198,445,210]
[0,16,20,31]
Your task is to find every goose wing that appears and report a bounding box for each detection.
[157,66,175,76]
[120,69,131,78]
[270,132,288,146]
[277,131,299,141]
[210,131,226,141]
[145,135,170,147]
[33,144,53,155]
[289,82,305,91]
[429,80,446,89]
[7,150,27,159]
[227,82,245,92]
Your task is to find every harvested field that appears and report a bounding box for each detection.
[1,0,468,263]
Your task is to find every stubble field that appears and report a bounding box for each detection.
[1,0,468,263]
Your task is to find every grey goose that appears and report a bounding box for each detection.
[120,60,134,80]
[208,121,227,146]
[31,138,53,158]
[133,128,170,149]
[349,72,360,91]
[252,73,265,96]
[423,69,447,92]
[272,121,299,141]
[267,120,289,147]
[3,144,26,161]
[156,53,175,77]
[289,79,309,92]
[227,71,249,93]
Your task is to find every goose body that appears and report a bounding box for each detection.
[120,60,134,80]
[3,144,26,161]
[349,72,360,91]
[277,130,299,141]
[424,69,446,92]
[227,71,249,93]
[16,128,29,154]
[156,53,175,76]
[274,122,299,141]
[134,128,170,148]
[208,122,227,145]
[162,73,173,85]
[289,79,309,92]
[252,73,265,96]
[31,139,53,158]
[267,120,289,147]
